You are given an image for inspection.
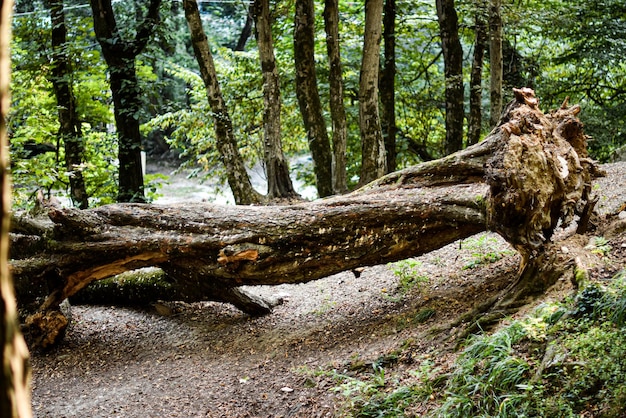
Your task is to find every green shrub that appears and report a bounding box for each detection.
[390,259,430,295]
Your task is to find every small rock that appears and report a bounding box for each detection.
[280,386,294,393]
[153,303,173,316]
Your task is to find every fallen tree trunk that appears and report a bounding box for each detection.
[12,88,602,347]
[14,183,487,309]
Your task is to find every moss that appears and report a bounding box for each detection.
[70,268,173,306]
[574,266,589,286]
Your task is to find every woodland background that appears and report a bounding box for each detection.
[9,0,626,208]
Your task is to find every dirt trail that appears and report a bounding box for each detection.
[31,234,519,417]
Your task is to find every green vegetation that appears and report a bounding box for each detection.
[327,270,626,417]
[585,236,612,257]
[9,0,626,208]
[390,259,430,295]
[461,233,515,270]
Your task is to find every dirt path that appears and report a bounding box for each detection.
[29,163,626,417]
[30,234,519,417]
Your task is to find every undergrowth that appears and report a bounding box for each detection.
[390,259,430,295]
[461,233,515,270]
[324,269,626,417]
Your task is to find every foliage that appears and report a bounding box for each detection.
[141,59,263,189]
[324,362,419,418]
[523,0,626,160]
[394,0,447,164]
[10,7,120,208]
[390,259,430,295]
[584,236,612,257]
[435,320,536,417]
[461,233,515,269]
[10,0,626,203]
[328,270,626,417]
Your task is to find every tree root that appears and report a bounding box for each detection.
[448,233,598,346]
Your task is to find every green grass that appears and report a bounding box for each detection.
[323,362,420,418]
[325,269,626,418]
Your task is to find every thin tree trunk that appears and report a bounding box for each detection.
[108,63,146,203]
[183,0,263,205]
[253,0,297,199]
[359,0,386,185]
[89,0,162,203]
[381,0,397,173]
[468,8,487,146]
[0,0,31,414]
[435,0,464,155]
[49,0,89,209]
[234,2,254,51]
[323,0,348,194]
[489,0,503,127]
[294,0,333,198]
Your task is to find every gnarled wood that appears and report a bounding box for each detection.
[12,89,602,348]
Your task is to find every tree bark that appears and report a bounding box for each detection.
[489,0,503,127]
[253,0,298,199]
[49,0,89,209]
[233,2,254,52]
[89,0,161,203]
[183,0,264,205]
[0,0,32,414]
[381,0,397,173]
[359,0,386,186]
[435,0,464,155]
[323,0,348,194]
[14,90,602,349]
[467,4,487,146]
[294,0,333,198]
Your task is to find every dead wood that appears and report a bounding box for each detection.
[12,88,603,348]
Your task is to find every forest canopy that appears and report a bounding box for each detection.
[8,0,626,207]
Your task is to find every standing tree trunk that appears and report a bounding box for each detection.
[253,0,297,199]
[359,0,386,185]
[294,0,333,198]
[183,0,263,205]
[435,0,464,155]
[89,0,162,203]
[468,6,487,146]
[0,0,31,414]
[233,2,254,52]
[380,0,397,173]
[323,0,348,193]
[489,0,503,127]
[49,0,89,209]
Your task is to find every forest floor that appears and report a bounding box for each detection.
[29,163,626,417]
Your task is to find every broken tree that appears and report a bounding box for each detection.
[11,88,602,348]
